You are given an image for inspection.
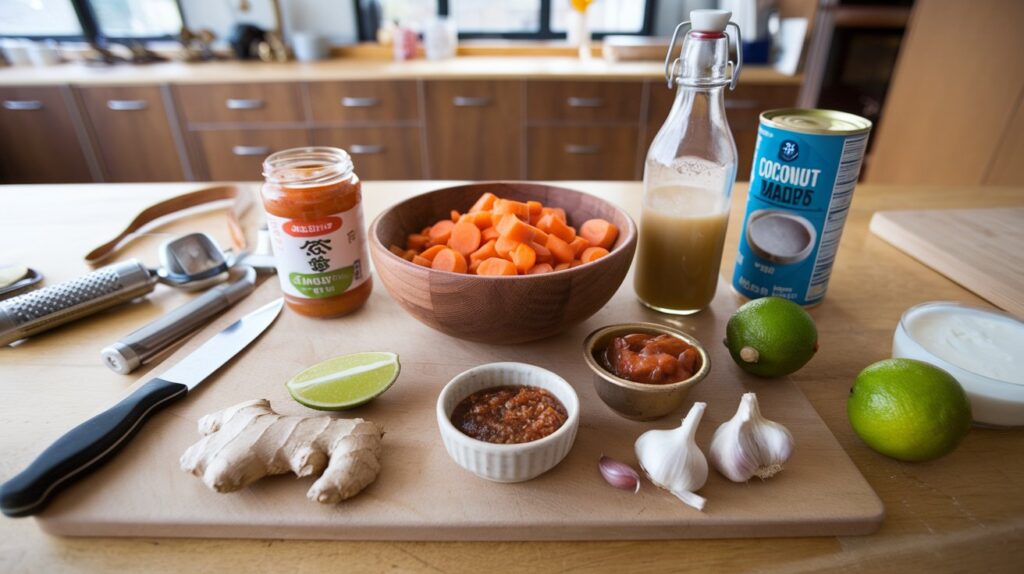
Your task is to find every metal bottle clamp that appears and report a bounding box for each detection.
[664,20,743,90]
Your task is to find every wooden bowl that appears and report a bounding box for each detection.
[368,182,637,344]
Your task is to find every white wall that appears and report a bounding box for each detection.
[179,0,359,46]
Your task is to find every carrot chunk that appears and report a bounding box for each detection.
[459,211,493,229]
[428,219,456,246]
[554,262,571,271]
[546,234,575,264]
[481,226,500,242]
[493,198,531,220]
[569,236,591,257]
[580,219,619,250]
[527,263,554,275]
[388,244,406,257]
[537,212,576,243]
[406,233,431,251]
[477,257,518,276]
[469,192,498,213]
[541,207,567,223]
[580,246,610,263]
[412,255,432,267]
[431,248,468,273]
[470,239,498,265]
[496,214,535,243]
[448,221,482,257]
[530,241,552,264]
[402,249,417,261]
[450,209,461,222]
[419,244,446,261]
[495,235,520,259]
[510,243,537,274]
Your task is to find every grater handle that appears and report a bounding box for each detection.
[0,260,156,346]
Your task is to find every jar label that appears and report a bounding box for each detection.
[266,205,369,299]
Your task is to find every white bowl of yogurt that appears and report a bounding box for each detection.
[893,302,1024,427]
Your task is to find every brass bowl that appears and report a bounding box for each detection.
[582,323,710,421]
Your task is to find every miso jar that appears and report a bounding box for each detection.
[261,147,372,317]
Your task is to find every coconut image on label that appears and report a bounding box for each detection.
[745,210,817,264]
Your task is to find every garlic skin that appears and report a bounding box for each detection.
[709,393,794,482]
[634,402,708,511]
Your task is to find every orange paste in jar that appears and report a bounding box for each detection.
[601,333,702,385]
[261,147,372,318]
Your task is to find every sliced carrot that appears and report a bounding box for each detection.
[537,212,576,243]
[402,250,417,261]
[481,226,500,242]
[406,233,431,251]
[421,226,432,235]
[530,241,552,264]
[420,244,446,261]
[493,198,530,220]
[580,246,609,263]
[541,206,567,223]
[477,257,518,276]
[510,243,537,274]
[469,259,482,274]
[448,221,482,257]
[459,210,493,230]
[569,236,591,257]
[527,263,553,275]
[496,214,535,243]
[570,259,584,268]
[450,210,461,222]
[554,262,570,271]
[546,234,575,264]
[470,239,498,264]
[580,219,619,249]
[469,192,498,213]
[428,219,456,246]
[431,248,468,273]
[529,224,549,245]
[388,244,405,257]
[412,255,432,267]
[495,235,520,259]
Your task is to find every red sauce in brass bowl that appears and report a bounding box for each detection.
[450,385,568,444]
[601,333,703,385]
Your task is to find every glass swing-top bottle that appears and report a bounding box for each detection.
[634,10,743,315]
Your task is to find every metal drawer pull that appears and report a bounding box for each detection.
[565,144,601,155]
[453,96,493,107]
[226,98,265,110]
[3,100,43,111]
[232,145,270,156]
[349,144,386,155]
[106,100,148,111]
[725,99,759,110]
[567,97,605,108]
[341,97,381,108]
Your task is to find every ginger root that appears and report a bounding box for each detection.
[180,399,383,504]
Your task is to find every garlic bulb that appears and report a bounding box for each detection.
[634,402,708,511]
[709,393,794,482]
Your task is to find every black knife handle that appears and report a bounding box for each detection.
[0,377,187,517]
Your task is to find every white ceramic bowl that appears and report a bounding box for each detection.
[893,301,1024,427]
[436,362,580,483]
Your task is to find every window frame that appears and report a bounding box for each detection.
[0,0,186,43]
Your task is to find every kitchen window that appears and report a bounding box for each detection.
[0,0,84,39]
[0,0,183,41]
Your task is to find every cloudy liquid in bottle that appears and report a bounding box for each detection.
[635,183,730,314]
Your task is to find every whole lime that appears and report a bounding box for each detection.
[725,296,818,377]
[848,358,972,462]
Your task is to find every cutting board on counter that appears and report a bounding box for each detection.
[36,276,883,541]
[870,208,1024,317]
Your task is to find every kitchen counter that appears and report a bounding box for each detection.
[0,181,1021,572]
[0,56,800,86]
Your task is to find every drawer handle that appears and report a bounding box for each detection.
[226,98,265,110]
[106,100,148,111]
[725,99,759,110]
[349,144,386,155]
[567,97,605,108]
[232,145,270,156]
[3,100,43,111]
[341,97,381,108]
[453,96,492,107]
[565,144,601,155]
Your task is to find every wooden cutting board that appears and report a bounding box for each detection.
[35,274,883,540]
[870,208,1024,317]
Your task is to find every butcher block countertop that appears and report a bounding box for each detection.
[1,181,1022,572]
[0,56,800,86]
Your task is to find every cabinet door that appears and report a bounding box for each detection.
[307,81,420,124]
[424,81,522,179]
[527,126,639,180]
[174,83,304,125]
[526,81,643,123]
[0,86,93,183]
[312,127,423,180]
[194,128,310,181]
[78,85,185,182]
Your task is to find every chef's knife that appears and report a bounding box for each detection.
[0,297,284,518]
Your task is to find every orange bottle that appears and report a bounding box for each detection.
[261,147,372,317]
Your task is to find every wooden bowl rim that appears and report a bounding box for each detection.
[369,181,638,280]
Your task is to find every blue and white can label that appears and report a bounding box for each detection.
[733,109,871,306]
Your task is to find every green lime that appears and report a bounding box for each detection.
[848,358,971,462]
[725,296,818,377]
[286,351,400,411]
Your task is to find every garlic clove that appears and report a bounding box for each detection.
[598,455,641,493]
[709,393,794,483]
[635,402,709,511]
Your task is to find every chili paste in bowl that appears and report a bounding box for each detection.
[450,385,568,444]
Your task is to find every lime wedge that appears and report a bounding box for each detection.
[286,351,400,411]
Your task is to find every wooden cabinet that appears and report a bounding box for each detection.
[77,85,185,182]
[527,126,639,180]
[645,82,799,179]
[307,81,420,124]
[174,83,304,125]
[526,81,643,123]
[193,129,310,181]
[424,81,522,180]
[0,86,93,183]
[313,127,423,180]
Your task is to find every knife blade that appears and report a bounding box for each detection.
[0,297,284,518]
